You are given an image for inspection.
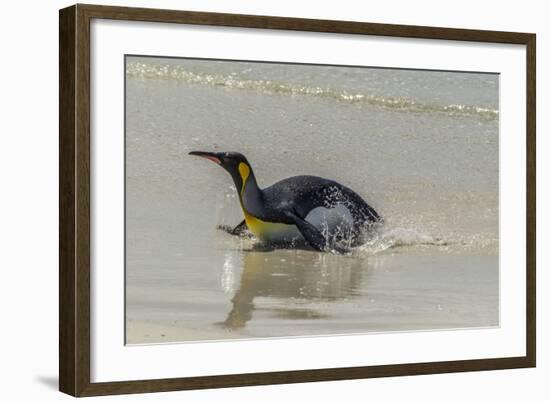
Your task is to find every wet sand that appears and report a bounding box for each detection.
[126,242,498,343]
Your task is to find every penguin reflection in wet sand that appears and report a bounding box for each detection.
[189,151,382,253]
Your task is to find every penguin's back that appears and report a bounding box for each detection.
[262,175,380,224]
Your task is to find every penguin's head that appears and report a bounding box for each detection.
[189,151,253,192]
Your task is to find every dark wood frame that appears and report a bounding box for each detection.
[59,3,536,397]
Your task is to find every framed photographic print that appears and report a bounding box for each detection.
[59,4,536,397]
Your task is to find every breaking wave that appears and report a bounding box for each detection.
[126,62,498,120]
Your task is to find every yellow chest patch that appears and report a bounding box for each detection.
[244,211,295,240]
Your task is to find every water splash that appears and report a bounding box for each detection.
[358,227,449,255]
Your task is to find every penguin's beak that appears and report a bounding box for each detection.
[189,151,222,165]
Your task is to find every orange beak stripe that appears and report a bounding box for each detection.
[201,155,221,164]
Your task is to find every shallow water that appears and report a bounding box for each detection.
[125,56,499,343]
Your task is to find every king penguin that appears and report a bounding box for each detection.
[189,151,381,253]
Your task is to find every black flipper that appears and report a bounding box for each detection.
[231,220,248,235]
[216,220,248,236]
[283,211,327,252]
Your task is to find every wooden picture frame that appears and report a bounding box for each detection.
[59,3,536,397]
